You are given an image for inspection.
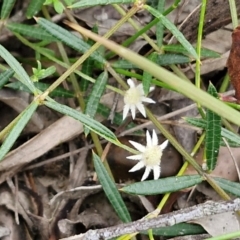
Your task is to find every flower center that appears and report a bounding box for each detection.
[124,88,142,105]
[142,146,162,167]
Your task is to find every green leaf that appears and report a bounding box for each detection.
[144,5,199,61]
[26,0,45,18]
[53,0,65,14]
[92,152,131,223]
[1,0,16,19]
[147,223,205,237]
[36,18,105,63]
[214,177,240,197]
[0,102,38,161]
[112,59,137,69]
[157,54,190,66]
[84,71,108,135]
[142,52,157,95]
[69,0,135,8]
[80,25,97,92]
[121,175,203,195]
[44,99,118,142]
[0,45,37,94]
[6,81,74,98]
[7,23,57,42]
[0,69,14,89]
[186,117,240,147]
[162,45,221,58]
[205,83,221,170]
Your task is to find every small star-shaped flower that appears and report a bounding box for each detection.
[127,130,168,181]
[123,79,155,120]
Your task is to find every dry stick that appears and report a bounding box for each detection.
[60,198,240,240]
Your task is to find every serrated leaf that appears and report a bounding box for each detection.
[0,69,14,89]
[69,0,134,9]
[162,44,221,58]
[84,71,108,135]
[214,177,240,197]
[144,5,199,61]
[0,45,37,94]
[92,152,131,223]
[44,99,118,142]
[7,23,57,42]
[143,52,157,95]
[26,0,45,18]
[6,81,74,98]
[1,0,16,19]
[157,54,190,66]
[0,102,38,161]
[205,83,221,170]
[36,18,105,63]
[121,175,203,195]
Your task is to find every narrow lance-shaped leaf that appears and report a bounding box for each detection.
[185,117,240,147]
[214,177,240,197]
[142,52,157,95]
[92,152,131,223]
[0,102,38,161]
[1,0,16,19]
[121,175,203,195]
[69,0,135,9]
[0,69,14,89]
[144,4,199,61]
[0,45,37,94]
[26,0,45,18]
[36,18,105,64]
[44,99,118,143]
[7,23,57,42]
[84,71,108,135]
[162,45,220,58]
[80,25,98,92]
[205,83,221,171]
[156,54,190,66]
[6,81,75,98]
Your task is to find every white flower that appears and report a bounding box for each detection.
[123,79,155,120]
[127,130,168,181]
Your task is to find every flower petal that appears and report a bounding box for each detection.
[146,130,152,147]
[141,166,151,181]
[141,96,156,103]
[149,86,155,92]
[152,129,158,146]
[127,78,135,88]
[153,165,161,180]
[136,83,144,94]
[160,140,168,150]
[129,161,145,172]
[130,105,136,119]
[136,103,146,117]
[123,104,130,120]
[126,154,142,160]
[129,140,146,152]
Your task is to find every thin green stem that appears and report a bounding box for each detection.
[229,0,238,28]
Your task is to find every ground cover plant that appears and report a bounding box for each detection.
[0,0,240,239]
